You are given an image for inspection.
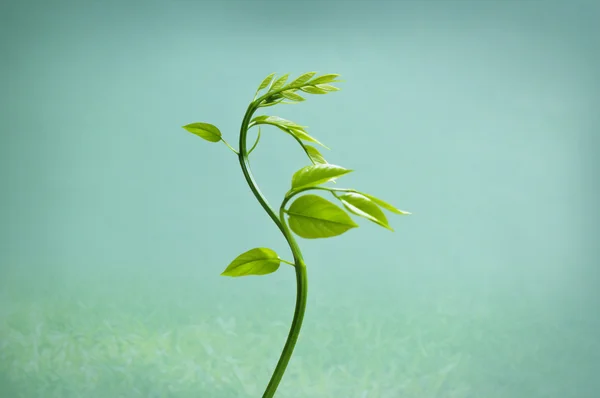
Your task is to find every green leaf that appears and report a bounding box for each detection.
[360,192,412,215]
[299,86,329,95]
[251,115,329,151]
[287,195,358,239]
[309,74,341,85]
[182,122,222,142]
[280,90,305,102]
[289,72,316,87]
[316,84,340,92]
[291,164,352,190]
[260,99,284,108]
[252,115,303,128]
[256,73,276,93]
[269,74,289,92]
[337,192,393,231]
[305,145,327,164]
[221,247,281,277]
[287,128,329,149]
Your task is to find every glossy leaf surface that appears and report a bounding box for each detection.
[337,192,393,231]
[280,90,305,102]
[305,145,327,164]
[308,74,341,85]
[221,248,281,277]
[299,86,329,95]
[291,164,351,190]
[252,115,303,128]
[360,192,412,215]
[289,71,317,87]
[251,116,328,149]
[287,128,329,149]
[287,195,358,239]
[269,74,289,92]
[256,72,276,92]
[316,84,340,92]
[182,122,222,142]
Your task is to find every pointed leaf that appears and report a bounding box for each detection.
[288,128,329,149]
[305,145,327,164]
[182,122,222,142]
[316,84,340,92]
[252,115,303,128]
[260,99,284,107]
[300,86,329,95]
[256,73,276,92]
[289,72,316,87]
[291,164,352,190]
[280,90,305,102]
[221,247,281,277]
[360,192,412,215]
[337,193,393,231]
[251,116,330,151]
[269,74,289,92]
[309,74,341,85]
[287,195,358,239]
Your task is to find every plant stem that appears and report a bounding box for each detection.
[238,100,308,398]
[220,137,239,154]
[248,127,261,155]
[279,258,296,267]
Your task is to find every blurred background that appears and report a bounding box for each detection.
[1,0,598,397]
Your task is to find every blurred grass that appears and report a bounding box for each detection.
[0,274,598,398]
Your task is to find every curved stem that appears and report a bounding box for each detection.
[237,100,308,398]
[248,127,261,155]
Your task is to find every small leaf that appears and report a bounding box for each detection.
[291,164,352,190]
[251,116,329,150]
[309,74,341,85]
[287,195,358,239]
[288,128,329,149]
[289,72,316,87]
[182,122,222,142]
[280,90,305,102]
[337,193,393,231]
[269,74,289,92]
[305,145,327,164]
[360,192,412,215]
[251,114,269,123]
[252,115,303,128]
[260,99,285,108]
[221,247,281,277]
[316,84,340,92]
[256,73,276,92]
[300,86,329,95]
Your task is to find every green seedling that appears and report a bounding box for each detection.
[183,71,411,398]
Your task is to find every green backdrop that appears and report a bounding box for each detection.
[1,1,598,397]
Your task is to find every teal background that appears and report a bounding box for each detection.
[1,0,598,397]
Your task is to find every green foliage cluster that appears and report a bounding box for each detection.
[183,72,410,277]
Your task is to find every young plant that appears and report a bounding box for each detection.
[183,72,410,397]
